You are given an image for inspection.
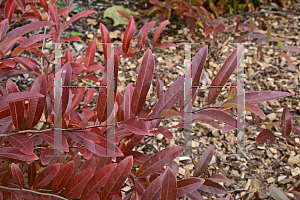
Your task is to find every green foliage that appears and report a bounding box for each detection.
[103,5,139,26]
[56,0,83,16]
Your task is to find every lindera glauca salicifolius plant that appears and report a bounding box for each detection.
[0,1,297,200]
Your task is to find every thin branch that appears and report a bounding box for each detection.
[0,185,68,200]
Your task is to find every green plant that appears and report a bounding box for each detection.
[56,0,83,16]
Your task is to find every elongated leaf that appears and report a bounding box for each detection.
[65,10,97,27]
[12,34,52,56]
[192,45,208,89]
[151,129,173,140]
[11,163,24,187]
[194,109,238,128]
[2,168,13,185]
[95,157,112,172]
[137,146,184,178]
[0,147,38,163]
[40,148,54,165]
[269,185,289,200]
[131,49,155,116]
[193,146,214,177]
[222,102,265,119]
[7,134,33,155]
[186,190,204,200]
[235,15,240,32]
[199,179,228,194]
[38,195,51,200]
[64,167,95,199]
[212,24,225,33]
[99,23,111,60]
[6,80,24,131]
[27,74,46,128]
[138,21,156,50]
[14,57,40,76]
[256,129,276,143]
[153,20,168,45]
[280,106,292,138]
[207,174,229,183]
[141,174,164,200]
[207,45,243,104]
[97,88,107,123]
[3,21,55,41]
[161,167,177,200]
[52,161,74,193]
[27,161,36,187]
[101,156,133,199]
[84,87,95,106]
[0,92,44,105]
[224,91,293,104]
[124,83,134,120]
[122,17,135,54]
[177,178,205,198]
[33,163,60,189]
[157,77,164,99]
[152,43,177,49]
[152,75,184,128]
[118,117,149,135]
[38,130,69,152]
[82,163,117,200]
[61,63,72,117]
[279,51,294,68]
[85,41,96,67]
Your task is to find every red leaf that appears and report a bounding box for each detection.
[118,117,149,135]
[151,129,173,140]
[40,148,54,165]
[2,168,13,185]
[14,57,40,74]
[279,51,294,68]
[7,134,33,155]
[141,174,164,200]
[99,23,111,60]
[52,161,74,193]
[95,157,112,173]
[281,45,300,53]
[0,93,43,106]
[256,129,276,143]
[85,41,96,67]
[65,10,97,28]
[137,146,184,178]
[82,163,117,200]
[6,80,24,131]
[12,34,52,56]
[4,21,55,41]
[97,88,107,123]
[82,74,98,82]
[156,77,164,99]
[177,178,205,198]
[138,21,156,50]
[64,167,95,198]
[29,5,43,21]
[33,163,60,190]
[122,17,135,54]
[5,0,16,24]
[27,161,36,187]
[199,179,228,194]
[11,163,24,187]
[38,130,69,152]
[27,74,46,128]
[120,134,144,156]
[222,102,266,119]
[207,174,229,183]
[39,0,48,12]
[186,191,204,200]
[223,91,294,104]
[79,157,95,172]
[0,147,38,163]
[84,87,95,106]
[207,45,243,104]
[101,156,133,199]
[152,20,168,45]
[161,167,177,200]
[123,83,134,121]
[205,26,213,37]
[131,49,155,116]
[152,75,184,128]
[193,146,214,177]
[235,15,240,32]
[152,43,177,49]
[11,191,22,200]
[212,24,225,33]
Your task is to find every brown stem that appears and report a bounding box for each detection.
[0,185,68,200]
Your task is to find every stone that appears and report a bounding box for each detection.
[267,177,276,183]
[266,113,277,121]
[278,175,287,182]
[291,167,300,176]
[269,147,277,154]
[73,43,85,51]
[288,156,299,165]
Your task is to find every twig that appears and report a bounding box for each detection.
[0,185,68,200]
[8,7,32,28]
[0,124,112,137]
